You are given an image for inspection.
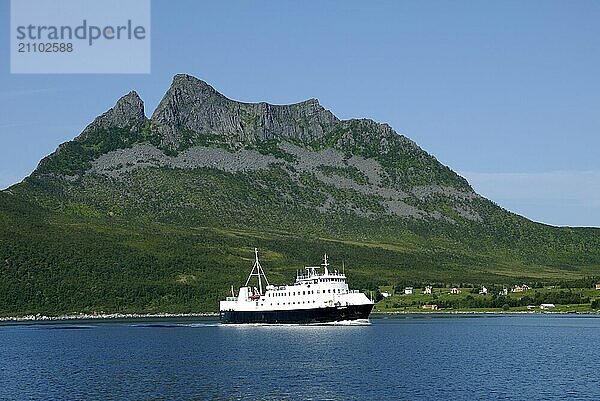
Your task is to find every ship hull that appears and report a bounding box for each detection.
[220,303,374,324]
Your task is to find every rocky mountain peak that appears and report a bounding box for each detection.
[79,91,146,139]
[31,91,147,177]
[150,74,339,150]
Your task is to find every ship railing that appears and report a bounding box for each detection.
[296,272,347,280]
[349,290,359,294]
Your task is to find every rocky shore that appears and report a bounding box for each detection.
[0,312,218,323]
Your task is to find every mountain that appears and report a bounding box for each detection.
[1,74,599,316]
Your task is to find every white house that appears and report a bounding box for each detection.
[540,304,556,310]
[381,292,392,298]
[479,286,488,295]
[499,288,508,296]
[424,286,432,295]
[512,284,531,293]
[404,287,414,295]
[450,288,461,295]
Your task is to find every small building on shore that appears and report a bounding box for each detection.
[450,288,461,295]
[540,303,556,310]
[422,304,440,310]
[499,288,508,296]
[424,286,432,295]
[479,286,488,295]
[381,292,392,298]
[404,287,414,295]
[595,283,600,290]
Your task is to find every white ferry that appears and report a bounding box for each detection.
[219,249,374,324]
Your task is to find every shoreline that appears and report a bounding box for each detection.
[0,312,219,323]
[2,310,599,323]
[372,310,600,316]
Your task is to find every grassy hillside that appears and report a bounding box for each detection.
[2,174,600,317]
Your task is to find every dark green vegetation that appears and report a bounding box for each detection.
[1,74,600,316]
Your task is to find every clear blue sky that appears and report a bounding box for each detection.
[1,0,599,227]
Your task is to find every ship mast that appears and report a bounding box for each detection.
[244,248,270,294]
[322,253,329,276]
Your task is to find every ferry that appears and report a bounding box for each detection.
[219,249,374,324]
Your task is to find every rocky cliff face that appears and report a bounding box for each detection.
[150,74,339,150]
[80,90,147,138]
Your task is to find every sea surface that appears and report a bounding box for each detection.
[1,314,600,400]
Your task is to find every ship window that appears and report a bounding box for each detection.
[303,291,305,295]
[317,290,320,294]
[277,303,280,305]
[293,292,295,296]
[328,289,331,293]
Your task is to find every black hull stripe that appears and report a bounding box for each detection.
[220,304,374,324]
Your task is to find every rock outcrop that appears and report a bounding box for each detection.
[150,74,339,150]
[79,91,147,138]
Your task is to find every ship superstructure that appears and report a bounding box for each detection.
[219,249,374,324]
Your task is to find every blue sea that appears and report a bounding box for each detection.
[1,314,599,400]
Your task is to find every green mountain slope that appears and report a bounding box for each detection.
[1,74,599,316]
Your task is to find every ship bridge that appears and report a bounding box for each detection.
[294,254,346,285]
